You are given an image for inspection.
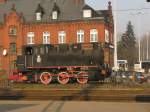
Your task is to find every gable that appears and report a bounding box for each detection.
[0,0,109,23]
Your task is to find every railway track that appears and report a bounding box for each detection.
[0,84,150,102]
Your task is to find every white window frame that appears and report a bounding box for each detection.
[36,12,41,21]
[43,32,50,44]
[52,11,58,20]
[77,30,84,43]
[27,32,35,44]
[105,29,109,43]
[90,29,98,42]
[83,10,92,18]
[9,27,17,35]
[58,31,66,44]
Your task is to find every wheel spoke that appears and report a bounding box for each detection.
[57,72,69,84]
[77,71,88,84]
[40,72,52,85]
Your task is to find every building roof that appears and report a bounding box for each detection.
[0,0,110,23]
[52,2,60,12]
[35,3,45,14]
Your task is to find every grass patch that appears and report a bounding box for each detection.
[10,83,150,90]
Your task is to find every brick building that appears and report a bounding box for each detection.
[0,0,114,72]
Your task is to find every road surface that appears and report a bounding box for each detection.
[0,101,149,112]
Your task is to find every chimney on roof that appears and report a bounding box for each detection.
[108,1,112,11]
[0,0,6,3]
[11,4,16,11]
[108,1,113,24]
[74,0,84,5]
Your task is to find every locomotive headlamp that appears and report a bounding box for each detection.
[37,55,41,63]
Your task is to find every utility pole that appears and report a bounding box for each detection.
[147,32,149,60]
[113,0,118,71]
[137,12,141,62]
[146,0,150,61]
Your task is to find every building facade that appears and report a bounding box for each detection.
[0,0,114,72]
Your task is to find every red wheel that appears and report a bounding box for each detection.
[57,72,69,84]
[40,72,52,85]
[77,71,88,84]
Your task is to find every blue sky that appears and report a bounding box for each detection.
[86,0,150,37]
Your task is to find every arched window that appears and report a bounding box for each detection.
[36,12,42,21]
[77,30,84,43]
[10,43,16,54]
[52,11,58,20]
[90,29,98,42]
[58,31,66,44]
[27,32,35,44]
[43,32,50,44]
[9,26,17,36]
[105,29,109,43]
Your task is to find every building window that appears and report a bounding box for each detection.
[10,61,17,69]
[90,29,98,42]
[43,32,50,44]
[9,27,17,36]
[10,43,16,54]
[0,46,2,56]
[36,12,42,21]
[105,29,109,43]
[77,30,84,43]
[58,31,66,44]
[52,11,58,20]
[83,10,92,18]
[27,32,35,44]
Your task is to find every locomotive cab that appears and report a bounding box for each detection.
[25,46,34,55]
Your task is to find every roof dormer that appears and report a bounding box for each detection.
[82,5,92,18]
[52,2,60,20]
[35,3,44,21]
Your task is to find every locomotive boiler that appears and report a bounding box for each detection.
[13,43,108,84]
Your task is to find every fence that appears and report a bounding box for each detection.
[0,70,12,88]
[0,70,150,89]
[0,79,12,88]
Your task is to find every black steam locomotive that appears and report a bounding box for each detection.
[12,43,110,84]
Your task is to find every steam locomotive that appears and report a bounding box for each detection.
[11,43,110,84]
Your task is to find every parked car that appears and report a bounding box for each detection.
[134,72,146,83]
[147,75,150,83]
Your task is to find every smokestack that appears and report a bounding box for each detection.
[73,0,84,5]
